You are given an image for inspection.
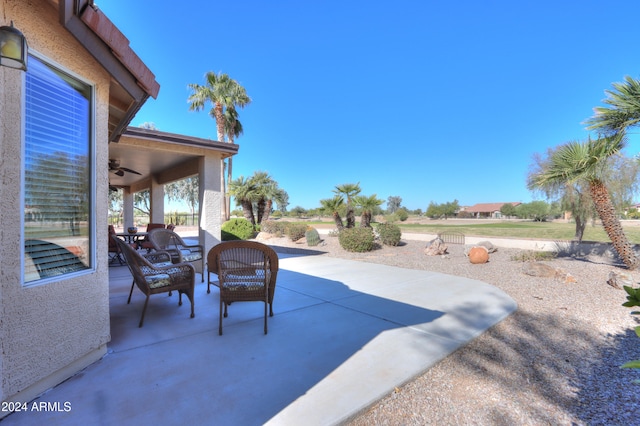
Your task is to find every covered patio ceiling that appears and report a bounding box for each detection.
[109,127,238,193]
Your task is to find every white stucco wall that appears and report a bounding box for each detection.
[0,0,111,406]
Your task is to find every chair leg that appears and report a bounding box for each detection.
[139,295,150,328]
[127,280,135,304]
[264,300,268,335]
[218,298,223,335]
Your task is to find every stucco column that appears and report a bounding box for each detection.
[123,187,134,228]
[199,155,222,255]
[149,178,165,224]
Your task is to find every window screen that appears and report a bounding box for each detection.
[23,55,93,283]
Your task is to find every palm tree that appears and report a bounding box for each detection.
[250,171,278,225]
[320,196,345,230]
[354,194,383,228]
[530,134,639,270]
[584,76,640,136]
[333,183,361,228]
[223,106,244,220]
[228,176,257,227]
[187,72,251,220]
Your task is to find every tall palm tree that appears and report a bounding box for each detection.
[187,72,251,220]
[585,76,640,136]
[320,196,345,230]
[531,134,639,270]
[354,194,383,228]
[334,183,361,228]
[223,106,244,220]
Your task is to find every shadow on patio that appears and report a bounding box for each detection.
[3,249,516,425]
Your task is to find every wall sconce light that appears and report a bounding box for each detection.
[0,21,28,71]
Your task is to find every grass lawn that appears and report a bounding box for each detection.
[399,221,640,243]
[303,219,640,244]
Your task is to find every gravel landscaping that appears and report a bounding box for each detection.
[261,232,640,425]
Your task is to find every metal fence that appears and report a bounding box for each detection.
[108,213,199,228]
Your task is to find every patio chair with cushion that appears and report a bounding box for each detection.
[108,225,125,265]
[148,228,204,282]
[138,223,166,251]
[112,235,195,327]
[208,241,279,335]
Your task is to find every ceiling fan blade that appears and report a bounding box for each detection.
[114,169,124,177]
[119,167,141,175]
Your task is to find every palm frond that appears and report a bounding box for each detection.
[585,76,640,135]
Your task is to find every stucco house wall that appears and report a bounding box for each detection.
[0,0,111,406]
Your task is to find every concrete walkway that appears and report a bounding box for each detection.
[3,248,516,425]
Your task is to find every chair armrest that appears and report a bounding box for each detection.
[142,250,172,264]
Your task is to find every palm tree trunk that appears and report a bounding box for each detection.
[333,212,344,230]
[573,214,586,242]
[241,200,255,226]
[346,208,356,228]
[261,199,273,224]
[589,179,639,270]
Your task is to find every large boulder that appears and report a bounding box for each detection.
[424,238,448,256]
[468,246,489,264]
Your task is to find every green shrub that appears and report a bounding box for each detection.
[221,218,255,241]
[510,250,557,262]
[286,223,308,242]
[305,227,322,246]
[377,223,402,246]
[261,220,289,236]
[395,208,409,222]
[339,227,375,252]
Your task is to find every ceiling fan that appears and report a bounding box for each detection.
[109,159,141,177]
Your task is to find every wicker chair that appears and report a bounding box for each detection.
[108,225,125,265]
[113,236,195,328]
[138,223,166,251]
[148,228,204,282]
[208,241,279,335]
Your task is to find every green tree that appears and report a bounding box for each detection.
[187,72,251,220]
[386,196,402,214]
[228,176,257,226]
[500,203,518,218]
[528,146,595,240]
[334,183,361,228]
[165,176,199,216]
[354,194,384,228]
[530,134,639,270]
[320,196,345,230]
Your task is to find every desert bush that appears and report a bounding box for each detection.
[339,227,375,252]
[286,222,308,242]
[377,223,402,246]
[395,208,409,221]
[305,227,322,246]
[510,250,557,262]
[221,218,255,241]
[261,220,289,236]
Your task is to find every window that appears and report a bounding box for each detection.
[23,55,94,284]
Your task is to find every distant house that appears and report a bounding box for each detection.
[463,202,521,218]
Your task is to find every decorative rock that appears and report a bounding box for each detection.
[254,232,272,241]
[607,270,635,289]
[424,238,448,256]
[477,241,498,253]
[468,246,489,264]
[522,262,577,283]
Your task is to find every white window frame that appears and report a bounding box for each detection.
[21,52,96,286]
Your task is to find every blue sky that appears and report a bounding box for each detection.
[98,1,640,211]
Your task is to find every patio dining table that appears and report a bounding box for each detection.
[116,232,147,248]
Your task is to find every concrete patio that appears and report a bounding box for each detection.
[3,245,516,425]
